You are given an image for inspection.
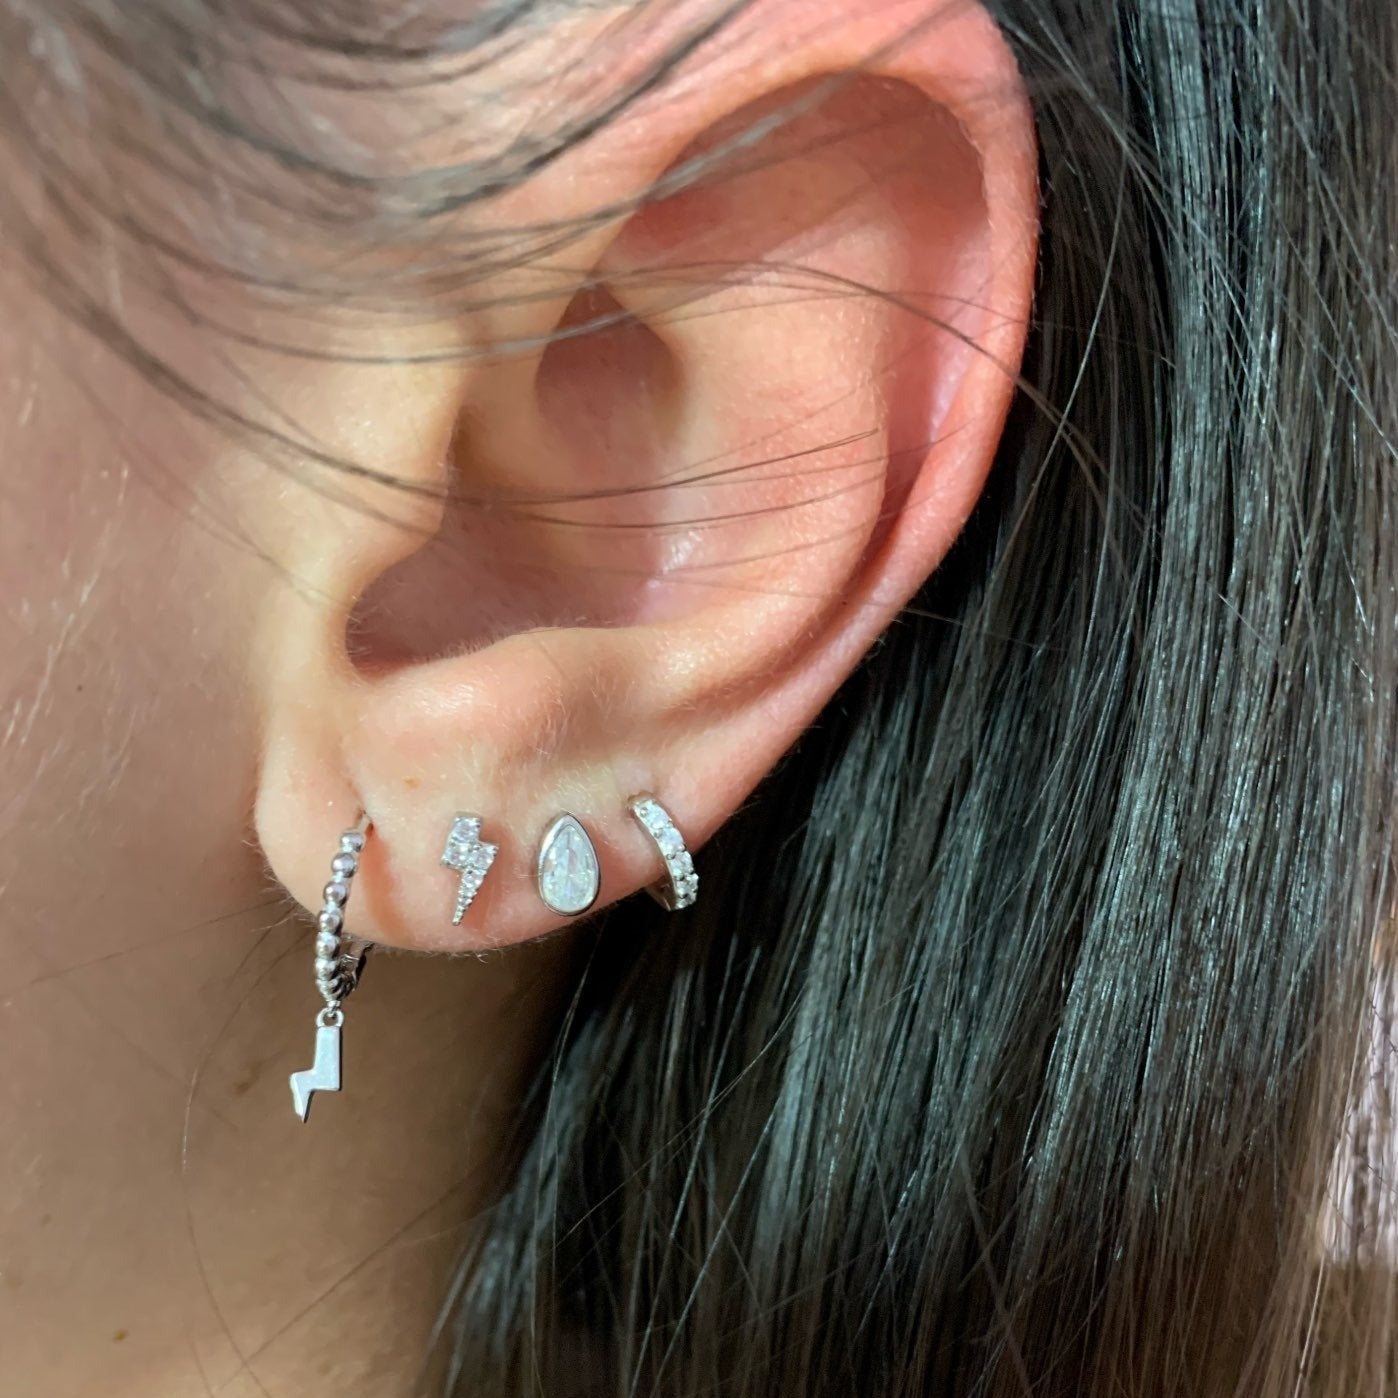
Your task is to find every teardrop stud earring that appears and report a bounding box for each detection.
[536,813,601,916]
[289,811,372,1122]
[628,794,699,910]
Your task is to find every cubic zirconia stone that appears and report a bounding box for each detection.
[538,815,600,915]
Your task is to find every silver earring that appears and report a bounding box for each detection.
[441,812,498,925]
[289,812,372,1122]
[536,813,601,916]
[629,794,698,910]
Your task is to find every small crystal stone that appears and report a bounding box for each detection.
[537,814,600,916]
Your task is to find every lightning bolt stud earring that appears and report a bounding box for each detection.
[440,813,499,925]
[289,811,372,1122]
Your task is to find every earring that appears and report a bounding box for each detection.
[441,812,498,925]
[629,794,698,910]
[536,813,601,916]
[289,812,372,1122]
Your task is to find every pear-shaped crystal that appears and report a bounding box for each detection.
[537,814,600,915]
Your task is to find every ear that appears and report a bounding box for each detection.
[251,0,1038,951]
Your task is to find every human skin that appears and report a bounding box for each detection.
[0,225,579,1397]
[0,2,1038,1393]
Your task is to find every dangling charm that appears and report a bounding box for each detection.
[290,1009,343,1122]
[289,813,372,1122]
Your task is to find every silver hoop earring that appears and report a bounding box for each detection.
[629,794,698,910]
[289,812,372,1122]
[441,812,498,925]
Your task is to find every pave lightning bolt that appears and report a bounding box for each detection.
[441,814,498,924]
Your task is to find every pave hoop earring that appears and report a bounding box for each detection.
[289,812,372,1122]
[628,794,698,910]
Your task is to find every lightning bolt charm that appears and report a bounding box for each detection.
[289,1014,342,1122]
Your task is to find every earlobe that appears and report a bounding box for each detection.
[251,0,1038,954]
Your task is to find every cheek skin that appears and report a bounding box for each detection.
[0,269,565,1398]
[0,290,266,985]
[0,264,297,1396]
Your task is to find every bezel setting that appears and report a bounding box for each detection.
[536,813,602,917]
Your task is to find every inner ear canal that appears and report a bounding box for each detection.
[346,279,685,676]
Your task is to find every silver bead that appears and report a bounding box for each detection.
[330,852,358,878]
[324,879,350,906]
[314,955,338,980]
[318,906,343,934]
[340,830,366,854]
[315,931,340,958]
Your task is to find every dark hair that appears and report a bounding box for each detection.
[7,1,1398,1394]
